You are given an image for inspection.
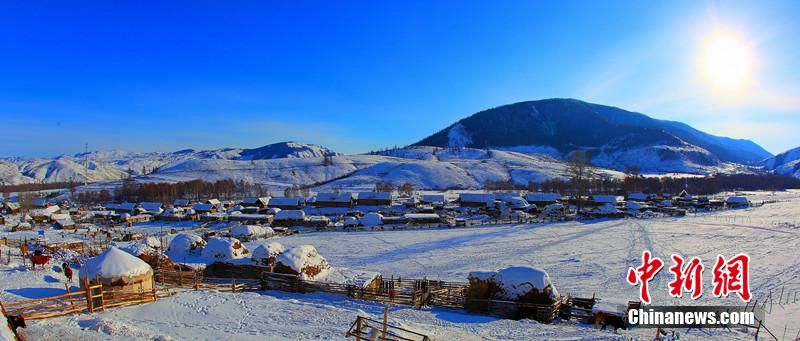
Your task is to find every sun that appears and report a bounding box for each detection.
[700,34,752,91]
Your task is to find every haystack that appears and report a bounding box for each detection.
[273,245,331,280]
[252,242,285,266]
[166,233,206,259]
[467,266,559,304]
[79,247,154,292]
[230,225,274,241]
[201,237,250,260]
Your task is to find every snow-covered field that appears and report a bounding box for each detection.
[2,191,798,340]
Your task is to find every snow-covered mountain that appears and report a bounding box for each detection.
[413,99,772,173]
[0,142,338,185]
[763,146,800,179]
[141,146,620,191]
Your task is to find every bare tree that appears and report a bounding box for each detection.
[566,150,594,214]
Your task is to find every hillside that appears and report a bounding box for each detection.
[0,142,338,185]
[763,146,800,179]
[413,99,771,172]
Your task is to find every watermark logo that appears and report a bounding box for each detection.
[626,251,752,304]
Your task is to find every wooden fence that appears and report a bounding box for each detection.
[2,280,158,320]
[346,316,430,341]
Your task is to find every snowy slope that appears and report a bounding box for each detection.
[0,142,338,185]
[412,98,772,171]
[142,146,603,191]
[763,146,800,179]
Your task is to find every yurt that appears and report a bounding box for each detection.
[79,247,154,292]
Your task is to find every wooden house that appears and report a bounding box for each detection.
[356,192,394,206]
[525,192,561,206]
[313,192,355,208]
[458,193,496,208]
[587,195,618,207]
[192,203,217,214]
[240,197,270,209]
[267,197,305,210]
[139,202,165,215]
[173,199,193,207]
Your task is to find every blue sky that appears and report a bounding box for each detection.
[1,1,798,157]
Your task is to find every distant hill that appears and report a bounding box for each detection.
[763,146,800,179]
[412,99,772,172]
[0,141,338,185]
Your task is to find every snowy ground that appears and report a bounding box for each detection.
[2,191,798,340]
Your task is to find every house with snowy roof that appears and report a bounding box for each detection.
[458,193,496,208]
[525,192,562,206]
[140,202,165,215]
[268,197,305,210]
[312,192,356,208]
[240,197,270,208]
[356,192,394,206]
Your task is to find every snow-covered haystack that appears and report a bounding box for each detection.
[121,237,161,257]
[201,237,250,261]
[343,216,360,227]
[273,245,331,280]
[166,233,206,260]
[230,225,273,241]
[323,268,382,290]
[467,266,559,305]
[360,212,383,227]
[79,247,154,291]
[252,242,285,266]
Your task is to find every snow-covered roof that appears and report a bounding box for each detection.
[192,203,215,211]
[79,247,152,279]
[421,194,446,203]
[230,225,272,239]
[589,195,618,203]
[139,202,164,212]
[493,192,521,200]
[459,193,495,204]
[525,192,561,202]
[726,196,749,204]
[404,213,441,220]
[626,192,648,201]
[241,197,269,206]
[268,197,305,206]
[275,210,306,220]
[357,192,394,200]
[173,199,192,206]
[315,192,354,203]
[31,198,48,207]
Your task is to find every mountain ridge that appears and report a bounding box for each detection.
[412,98,771,171]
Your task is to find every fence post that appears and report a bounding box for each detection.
[84,277,94,313]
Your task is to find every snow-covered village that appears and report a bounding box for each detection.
[2,2,800,341]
